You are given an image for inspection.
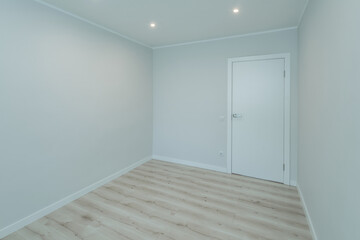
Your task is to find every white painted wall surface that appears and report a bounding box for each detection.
[0,0,152,231]
[298,0,360,239]
[153,29,298,184]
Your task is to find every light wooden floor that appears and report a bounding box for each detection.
[4,160,312,240]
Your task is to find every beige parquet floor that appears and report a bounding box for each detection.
[3,160,312,240]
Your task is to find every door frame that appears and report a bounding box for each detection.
[227,53,291,185]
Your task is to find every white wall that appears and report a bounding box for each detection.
[298,0,360,239]
[153,29,298,183]
[0,0,152,232]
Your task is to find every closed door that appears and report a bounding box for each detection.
[231,58,285,183]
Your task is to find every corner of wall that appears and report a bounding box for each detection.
[297,184,319,240]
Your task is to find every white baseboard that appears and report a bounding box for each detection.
[297,184,318,240]
[290,180,297,187]
[0,156,152,239]
[153,155,227,173]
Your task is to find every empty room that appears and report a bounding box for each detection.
[0,0,359,239]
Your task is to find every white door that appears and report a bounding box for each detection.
[231,58,285,183]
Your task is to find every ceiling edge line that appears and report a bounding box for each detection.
[152,26,298,50]
[32,0,152,49]
[298,0,310,27]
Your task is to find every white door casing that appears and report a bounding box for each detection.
[227,54,290,185]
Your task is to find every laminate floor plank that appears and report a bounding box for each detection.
[112,174,309,239]
[115,173,307,230]
[129,168,304,213]
[3,160,312,240]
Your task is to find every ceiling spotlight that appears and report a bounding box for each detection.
[233,8,239,14]
[150,22,156,28]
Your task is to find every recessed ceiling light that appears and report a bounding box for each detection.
[233,8,239,14]
[150,22,156,28]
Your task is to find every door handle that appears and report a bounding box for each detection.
[232,113,243,119]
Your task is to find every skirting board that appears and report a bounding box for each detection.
[153,155,227,173]
[297,184,318,240]
[0,156,152,239]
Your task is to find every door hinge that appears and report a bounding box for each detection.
[283,164,285,171]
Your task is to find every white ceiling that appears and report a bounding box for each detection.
[38,0,308,48]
